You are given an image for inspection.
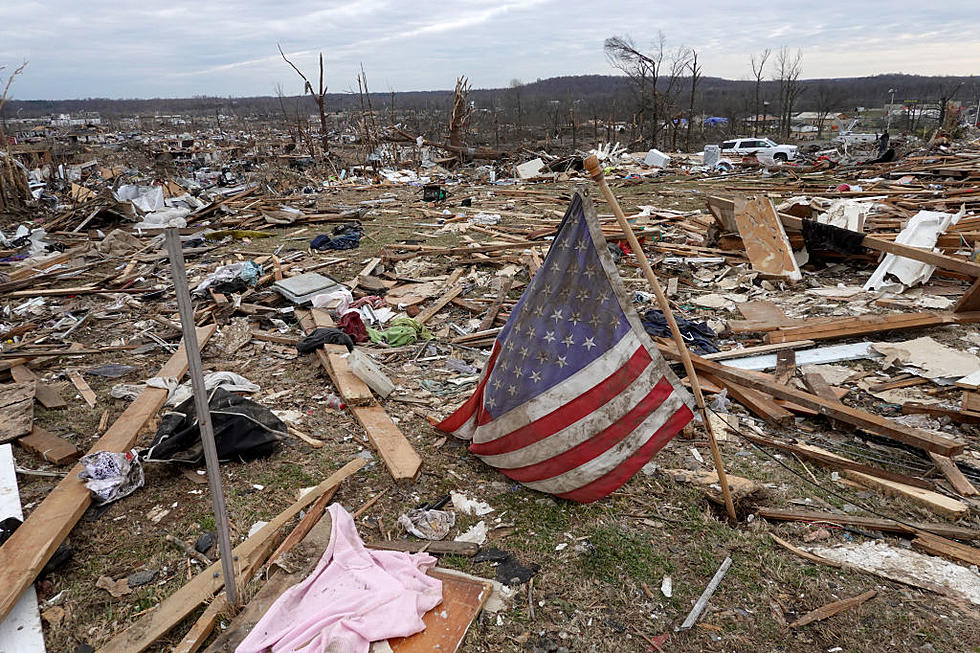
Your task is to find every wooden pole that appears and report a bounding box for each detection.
[583,155,737,521]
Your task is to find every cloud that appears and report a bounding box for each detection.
[1,0,977,99]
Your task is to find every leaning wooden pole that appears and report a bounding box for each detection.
[584,155,737,521]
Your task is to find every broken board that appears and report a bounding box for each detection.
[388,569,492,653]
[17,426,80,465]
[733,195,801,282]
[0,382,35,444]
[9,366,66,409]
[0,444,45,652]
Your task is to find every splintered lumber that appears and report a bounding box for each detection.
[801,370,847,430]
[416,285,463,325]
[774,349,796,385]
[765,311,980,344]
[0,382,35,444]
[927,452,979,496]
[350,405,422,484]
[755,507,980,541]
[679,556,732,630]
[297,310,421,483]
[479,276,514,331]
[9,365,66,409]
[789,590,876,628]
[100,457,365,653]
[365,540,480,556]
[660,346,966,456]
[322,344,374,406]
[733,196,801,281]
[844,471,969,518]
[912,532,980,567]
[954,277,980,312]
[742,433,935,490]
[17,426,80,465]
[68,372,96,407]
[702,373,793,425]
[0,325,215,627]
[388,570,492,653]
[0,444,45,653]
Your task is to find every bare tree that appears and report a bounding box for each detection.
[773,47,804,139]
[605,33,690,150]
[750,49,771,136]
[507,79,524,138]
[685,49,702,151]
[0,61,30,213]
[278,44,329,155]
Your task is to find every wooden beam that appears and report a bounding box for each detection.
[478,277,513,331]
[0,382,34,444]
[954,277,980,312]
[844,471,969,518]
[68,372,96,407]
[99,457,365,653]
[755,507,980,541]
[789,591,876,628]
[0,326,215,627]
[765,311,980,344]
[702,373,793,425]
[16,426,79,465]
[659,345,965,456]
[928,452,979,496]
[912,532,980,567]
[416,285,462,325]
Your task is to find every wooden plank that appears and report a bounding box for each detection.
[902,402,980,424]
[416,285,463,325]
[774,349,796,385]
[928,452,979,496]
[765,311,980,344]
[323,345,374,406]
[365,541,480,556]
[742,433,935,490]
[844,470,969,518]
[388,570,492,653]
[0,444,45,653]
[478,276,513,331]
[16,426,80,465]
[0,382,34,444]
[350,405,422,484]
[954,276,980,312]
[296,310,421,483]
[733,196,801,281]
[789,590,876,628]
[9,366,66,410]
[662,346,966,456]
[702,373,793,425]
[962,391,980,413]
[912,533,980,567]
[99,457,364,653]
[67,372,96,407]
[0,326,215,627]
[703,340,816,361]
[755,507,980,541]
[801,370,847,430]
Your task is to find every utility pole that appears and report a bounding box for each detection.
[886,88,897,130]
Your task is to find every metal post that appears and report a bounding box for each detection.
[164,228,237,604]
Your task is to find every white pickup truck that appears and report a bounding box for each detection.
[719,138,798,162]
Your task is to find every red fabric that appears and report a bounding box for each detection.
[337,312,369,343]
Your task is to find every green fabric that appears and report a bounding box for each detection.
[368,317,433,346]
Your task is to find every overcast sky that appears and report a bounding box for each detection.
[1,1,977,100]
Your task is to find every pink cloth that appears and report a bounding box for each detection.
[236,504,442,653]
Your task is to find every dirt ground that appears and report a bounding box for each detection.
[7,173,980,653]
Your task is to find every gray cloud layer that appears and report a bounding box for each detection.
[1,1,977,100]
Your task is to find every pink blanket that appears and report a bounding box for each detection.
[237,503,442,653]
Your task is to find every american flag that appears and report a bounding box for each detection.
[437,191,694,502]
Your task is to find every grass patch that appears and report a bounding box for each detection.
[578,524,674,585]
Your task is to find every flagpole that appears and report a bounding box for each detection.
[583,155,737,522]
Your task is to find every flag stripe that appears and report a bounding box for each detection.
[477,360,661,469]
[497,377,676,482]
[555,405,694,502]
[520,392,686,494]
[469,345,651,457]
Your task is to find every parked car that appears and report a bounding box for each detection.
[719,138,798,161]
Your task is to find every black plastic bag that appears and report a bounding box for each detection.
[142,388,283,464]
